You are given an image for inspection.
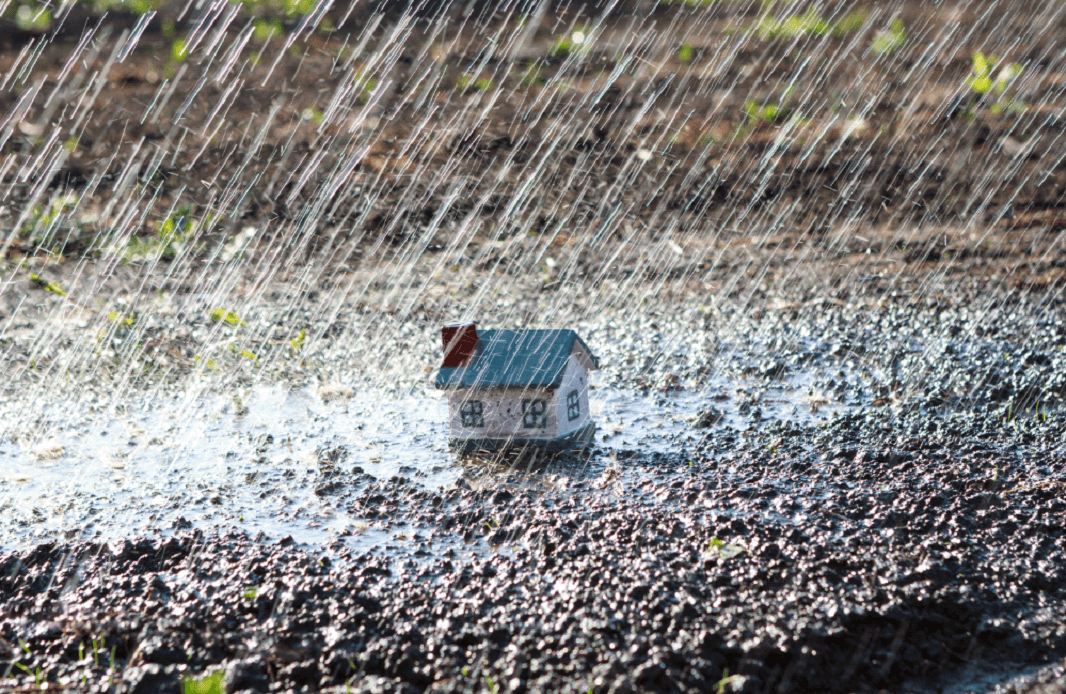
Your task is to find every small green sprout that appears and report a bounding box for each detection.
[243,586,258,600]
[290,329,306,351]
[194,355,218,371]
[183,669,225,694]
[15,4,50,31]
[208,308,242,326]
[967,52,1023,95]
[301,107,324,123]
[30,273,67,297]
[456,75,492,91]
[966,52,1026,114]
[753,8,865,40]
[520,63,544,86]
[870,18,906,56]
[253,19,283,42]
[715,667,741,694]
[284,0,314,15]
[171,38,189,62]
[677,43,695,63]
[107,312,136,327]
[548,26,589,57]
[14,663,45,688]
[755,9,827,39]
[744,100,783,123]
[707,537,745,559]
[352,70,378,103]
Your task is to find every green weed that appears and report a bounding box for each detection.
[283,0,314,14]
[171,38,189,62]
[243,586,258,600]
[966,52,1026,114]
[30,273,67,297]
[126,206,193,261]
[714,667,741,694]
[456,74,493,92]
[183,669,225,694]
[520,63,544,86]
[754,9,866,40]
[707,537,745,559]
[15,4,50,31]
[352,70,378,103]
[208,308,243,326]
[677,43,694,63]
[548,26,589,57]
[107,312,136,327]
[744,98,787,124]
[870,18,906,56]
[832,10,867,36]
[14,663,44,689]
[22,192,78,247]
[126,0,153,12]
[301,107,324,123]
[290,329,306,351]
[253,18,283,42]
[234,347,257,362]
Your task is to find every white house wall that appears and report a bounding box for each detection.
[448,387,559,440]
[555,353,592,437]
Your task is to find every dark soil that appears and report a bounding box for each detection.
[1,0,1066,288]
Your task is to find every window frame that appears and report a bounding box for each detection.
[459,399,484,428]
[566,389,581,421]
[522,398,547,428]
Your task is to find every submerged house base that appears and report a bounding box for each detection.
[448,422,597,455]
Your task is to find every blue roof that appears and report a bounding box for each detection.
[435,329,598,390]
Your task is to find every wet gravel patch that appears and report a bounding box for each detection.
[2,402,1064,694]
[4,271,1066,693]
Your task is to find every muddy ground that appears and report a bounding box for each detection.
[2,0,1066,692]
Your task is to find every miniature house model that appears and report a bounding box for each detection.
[434,323,600,454]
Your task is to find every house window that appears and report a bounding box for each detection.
[567,390,580,421]
[522,399,547,428]
[460,400,484,428]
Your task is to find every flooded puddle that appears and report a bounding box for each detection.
[0,366,859,553]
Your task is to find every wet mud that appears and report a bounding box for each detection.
[3,284,1066,693]
[2,404,1066,693]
